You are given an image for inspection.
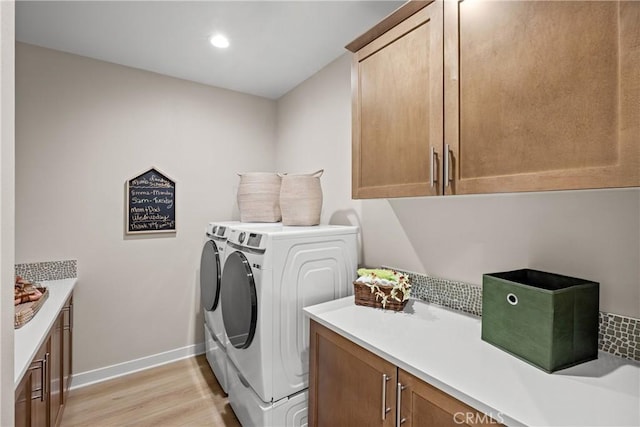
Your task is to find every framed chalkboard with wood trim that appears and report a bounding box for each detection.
[126,167,176,234]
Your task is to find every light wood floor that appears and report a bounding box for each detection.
[61,355,240,426]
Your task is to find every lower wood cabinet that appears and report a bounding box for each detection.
[15,293,73,427]
[15,340,49,427]
[30,338,49,427]
[49,313,62,426]
[309,320,397,426]
[61,297,73,404]
[309,320,501,427]
[397,369,501,427]
[14,365,32,427]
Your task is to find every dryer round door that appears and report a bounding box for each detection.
[200,240,221,311]
[221,251,257,349]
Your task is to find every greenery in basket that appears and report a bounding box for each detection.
[356,268,411,308]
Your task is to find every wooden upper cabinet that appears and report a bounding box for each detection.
[444,0,640,195]
[349,0,639,198]
[349,1,443,199]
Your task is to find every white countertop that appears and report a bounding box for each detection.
[305,297,640,427]
[14,278,76,387]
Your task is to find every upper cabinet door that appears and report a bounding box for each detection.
[351,1,444,199]
[444,0,640,195]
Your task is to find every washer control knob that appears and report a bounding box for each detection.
[238,232,246,244]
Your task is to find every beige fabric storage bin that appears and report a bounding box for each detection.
[279,170,323,226]
[237,172,282,222]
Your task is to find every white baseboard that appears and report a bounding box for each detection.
[70,342,206,390]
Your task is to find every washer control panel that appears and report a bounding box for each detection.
[228,228,266,251]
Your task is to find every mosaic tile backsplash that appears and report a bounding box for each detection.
[386,266,640,363]
[15,259,77,282]
[599,312,640,362]
[400,269,483,317]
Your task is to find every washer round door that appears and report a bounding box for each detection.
[199,240,221,311]
[221,251,257,349]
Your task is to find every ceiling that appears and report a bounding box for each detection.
[16,1,402,99]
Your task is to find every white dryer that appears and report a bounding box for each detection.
[220,224,358,426]
[200,221,236,393]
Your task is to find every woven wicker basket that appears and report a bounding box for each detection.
[15,287,49,328]
[354,281,408,311]
[279,170,323,226]
[237,172,282,222]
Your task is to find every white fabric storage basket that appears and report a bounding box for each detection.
[237,172,282,222]
[279,170,323,226]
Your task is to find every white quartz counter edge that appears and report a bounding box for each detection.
[14,278,76,387]
[304,297,640,427]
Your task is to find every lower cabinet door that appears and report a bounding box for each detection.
[397,369,500,427]
[49,312,63,426]
[309,321,397,427]
[30,339,50,427]
[15,370,32,427]
[62,295,73,400]
[309,321,503,427]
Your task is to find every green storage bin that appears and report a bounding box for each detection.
[481,269,599,373]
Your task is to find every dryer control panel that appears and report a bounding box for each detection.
[246,233,262,247]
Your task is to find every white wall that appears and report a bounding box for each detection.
[15,43,277,374]
[0,2,15,424]
[276,53,640,318]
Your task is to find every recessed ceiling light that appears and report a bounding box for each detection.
[209,34,230,49]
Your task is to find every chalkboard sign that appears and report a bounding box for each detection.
[126,167,176,234]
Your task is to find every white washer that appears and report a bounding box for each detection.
[200,221,283,393]
[221,224,358,426]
